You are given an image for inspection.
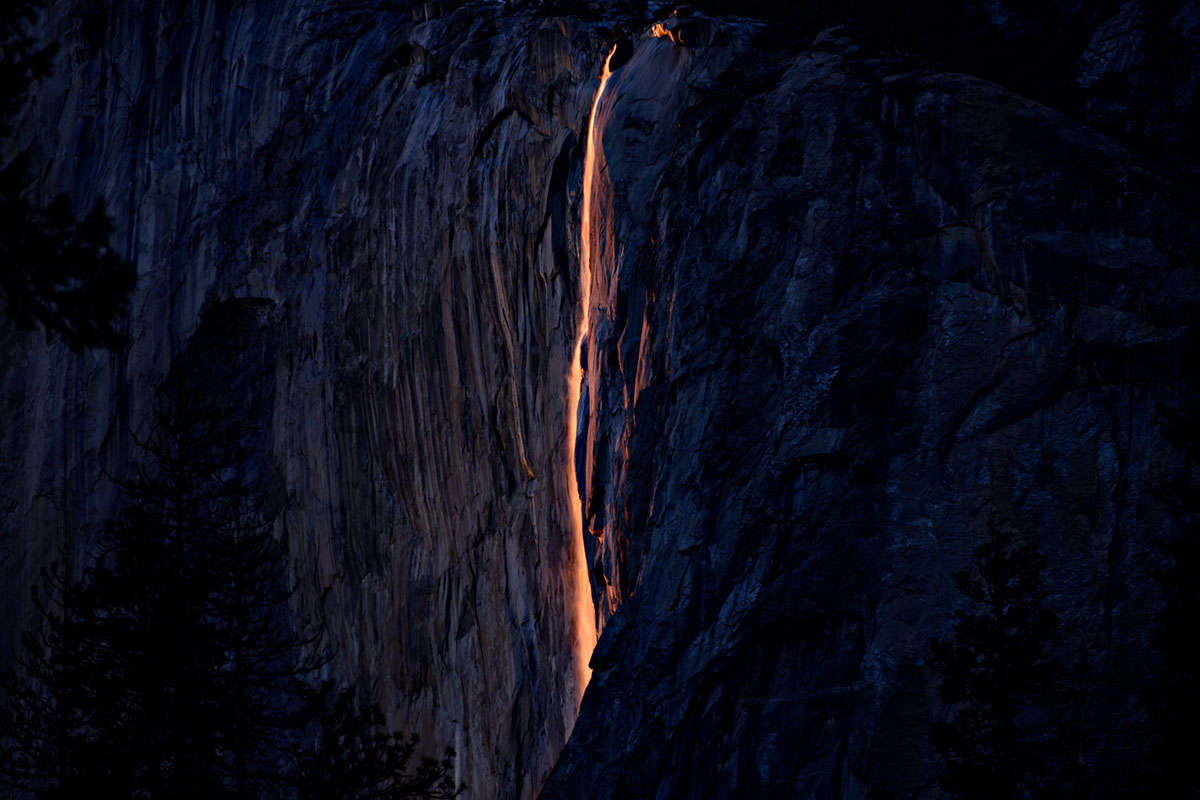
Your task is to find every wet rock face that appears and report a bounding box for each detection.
[548,17,1199,800]
[3,2,1198,799]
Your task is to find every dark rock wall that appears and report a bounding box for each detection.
[547,17,1200,800]
[3,2,1198,799]
[967,0,1200,175]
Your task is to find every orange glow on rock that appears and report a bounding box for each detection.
[650,22,679,44]
[565,45,617,708]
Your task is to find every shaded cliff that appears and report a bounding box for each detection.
[2,1,1198,798]
[547,12,1200,799]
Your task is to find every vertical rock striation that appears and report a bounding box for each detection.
[1,2,608,796]
[3,2,1199,798]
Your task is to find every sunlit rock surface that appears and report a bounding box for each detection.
[1,3,603,797]
[2,2,1198,799]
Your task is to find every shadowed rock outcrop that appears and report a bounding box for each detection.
[2,2,1197,799]
[547,16,1200,799]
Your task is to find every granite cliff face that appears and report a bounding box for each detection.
[549,15,1200,796]
[3,1,1198,798]
[3,3,604,796]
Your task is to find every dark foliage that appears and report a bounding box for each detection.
[1146,525,1200,797]
[74,508,229,797]
[0,375,460,798]
[0,560,108,795]
[927,521,1086,799]
[297,684,460,800]
[0,1,55,136]
[0,0,135,351]
[114,378,321,796]
[1144,403,1200,797]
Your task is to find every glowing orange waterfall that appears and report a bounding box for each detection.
[565,46,617,707]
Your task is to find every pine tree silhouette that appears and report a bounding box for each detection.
[119,377,321,796]
[0,559,111,796]
[297,683,460,800]
[1,0,135,351]
[1,371,461,798]
[82,507,225,796]
[927,521,1086,799]
[1145,403,1200,797]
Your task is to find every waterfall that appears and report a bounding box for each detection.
[564,45,617,710]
